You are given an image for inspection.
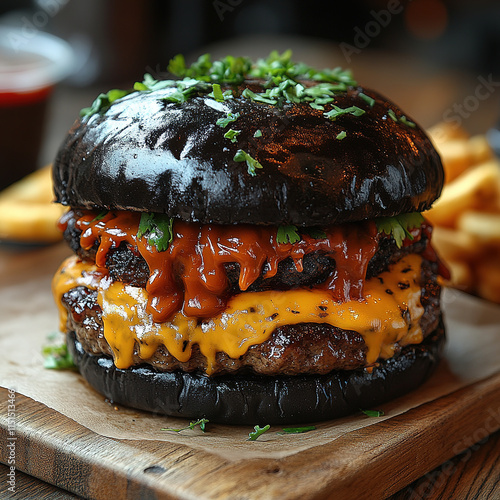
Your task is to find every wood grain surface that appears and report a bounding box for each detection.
[1,431,498,499]
[389,431,500,500]
[0,462,81,499]
[1,432,498,499]
[1,371,499,500]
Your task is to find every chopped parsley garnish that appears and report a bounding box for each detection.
[168,53,251,84]
[80,51,363,125]
[167,53,187,77]
[240,75,353,111]
[159,50,359,113]
[133,73,176,92]
[324,105,366,121]
[233,149,263,176]
[162,78,212,104]
[216,111,240,128]
[249,50,356,87]
[247,424,270,441]
[278,426,316,434]
[135,74,214,105]
[90,210,108,222]
[305,228,327,240]
[242,88,277,105]
[137,213,174,252]
[399,115,416,128]
[387,108,398,122]
[358,92,375,108]
[277,225,301,244]
[161,418,209,433]
[361,409,385,417]
[275,226,328,244]
[386,108,416,128]
[224,129,241,142]
[253,129,262,138]
[42,341,77,371]
[375,212,424,248]
[336,130,347,140]
[80,89,132,118]
[209,83,233,102]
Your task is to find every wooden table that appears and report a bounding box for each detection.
[1,392,498,499]
[1,430,498,499]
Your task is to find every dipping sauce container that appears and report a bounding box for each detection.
[0,27,73,190]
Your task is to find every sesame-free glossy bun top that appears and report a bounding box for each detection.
[53,73,443,226]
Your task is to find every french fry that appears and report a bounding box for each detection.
[436,139,474,182]
[431,226,481,262]
[0,165,65,243]
[475,256,500,304]
[426,123,500,304]
[468,135,493,166]
[0,165,55,203]
[425,160,500,228]
[445,259,474,291]
[435,134,493,183]
[457,211,500,244]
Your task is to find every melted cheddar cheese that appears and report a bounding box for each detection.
[53,254,425,374]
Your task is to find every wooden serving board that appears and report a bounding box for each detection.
[0,376,499,500]
[1,243,500,499]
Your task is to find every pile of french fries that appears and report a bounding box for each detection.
[426,122,500,304]
[0,165,66,244]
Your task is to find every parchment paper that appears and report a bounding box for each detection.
[1,243,499,461]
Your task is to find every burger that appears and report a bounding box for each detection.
[52,52,447,424]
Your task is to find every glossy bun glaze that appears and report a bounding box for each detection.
[53,84,444,226]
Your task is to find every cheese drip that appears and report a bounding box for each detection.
[62,211,379,322]
[53,254,425,375]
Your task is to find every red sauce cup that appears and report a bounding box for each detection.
[0,27,73,191]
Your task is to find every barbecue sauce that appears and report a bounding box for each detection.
[64,211,380,322]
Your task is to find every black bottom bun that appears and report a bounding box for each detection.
[67,319,445,425]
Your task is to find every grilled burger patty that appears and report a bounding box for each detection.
[60,253,441,376]
[61,209,429,292]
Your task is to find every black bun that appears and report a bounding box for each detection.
[67,320,445,425]
[53,86,443,226]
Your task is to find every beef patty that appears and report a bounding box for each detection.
[60,257,441,376]
[61,209,429,292]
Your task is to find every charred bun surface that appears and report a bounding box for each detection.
[53,72,443,226]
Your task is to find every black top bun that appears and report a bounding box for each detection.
[53,69,443,227]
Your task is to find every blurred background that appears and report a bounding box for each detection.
[1,0,500,170]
